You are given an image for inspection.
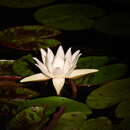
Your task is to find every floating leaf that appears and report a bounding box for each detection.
[75,64,128,86]
[12,54,35,77]
[18,96,92,116]
[8,106,46,130]
[0,25,62,51]
[87,78,130,109]
[81,117,113,130]
[0,81,39,99]
[53,112,87,130]
[77,56,109,69]
[0,60,14,75]
[34,4,105,30]
[115,100,130,119]
[95,12,130,36]
[0,0,56,8]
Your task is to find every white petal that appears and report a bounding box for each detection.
[20,73,50,83]
[56,46,64,58]
[52,78,65,95]
[65,47,72,60]
[66,69,99,79]
[40,48,46,63]
[72,50,80,62]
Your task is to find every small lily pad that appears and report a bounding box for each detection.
[0,0,56,8]
[8,106,46,130]
[95,11,130,36]
[87,78,130,109]
[34,4,105,30]
[53,112,87,130]
[75,64,128,86]
[18,96,92,116]
[0,25,62,51]
[12,54,35,77]
[0,81,39,99]
[81,117,113,130]
[0,60,14,75]
[115,100,130,119]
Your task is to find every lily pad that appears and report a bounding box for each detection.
[0,81,39,99]
[34,4,105,30]
[0,25,62,51]
[87,78,130,109]
[0,0,56,8]
[115,100,130,119]
[8,106,46,130]
[75,64,128,86]
[12,54,35,77]
[81,117,113,130]
[53,112,87,130]
[18,96,92,116]
[0,60,14,75]
[94,12,130,36]
[77,56,109,69]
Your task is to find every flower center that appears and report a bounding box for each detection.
[52,67,64,78]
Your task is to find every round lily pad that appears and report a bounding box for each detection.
[0,0,56,8]
[0,25,62,51]
[87,78,130,109]
[0,60,15,75]
[18,96,92,116]
[34,4,105,30]
[75,64,128,86]
[81,117,113,130]
[115,100,130,119]
[94,11,130,36]
[12,54,35,77]
[54,112,87,130]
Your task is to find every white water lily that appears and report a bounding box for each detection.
[20,46,98,95]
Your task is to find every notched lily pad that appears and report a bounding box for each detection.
[54,112,87,130]
[0,81,39,99]
[115,100,130,119]
[0,25,62,51]
[0,0,56,8]
[8,106,46,130]
[95,11,130,36]
[0,60,14,75]
[75,64,128,86]
[87,78,130,109]
[18,96,92,116]
[12,54,35,77]
[81,117,113,130]
[34,4,105,30]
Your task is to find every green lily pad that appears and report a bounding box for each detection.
[115,100,130,119]
[34,4,105,30]
[12,54,35,77]
[75,64,128,86]
[0,25,62,51]
[0,81,39,99]
[0,0,56,8]
[87,78,130,109]
[94,11,130,36]
[8,106,46,130]
[77,56,109,69]
[81,117,113,130]
[0,60,14,75]
[53,112,87,130]
[18,96,92,116]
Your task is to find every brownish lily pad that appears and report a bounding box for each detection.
[0,25,62,51]
[0,81,39,99]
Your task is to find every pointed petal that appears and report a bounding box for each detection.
[20,73,50,83]
[65,47,72,60]
[72,50,80,62]
[56,46,64,58]
[52,78,65,95]
[66,69,99,79]
[40,48,46,63]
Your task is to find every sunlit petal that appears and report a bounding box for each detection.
[52,78,65,95]
[66,69,99,79]
[40,48,46,63]
[20,73,50,83]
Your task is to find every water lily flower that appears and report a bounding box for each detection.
[20,46,98,95]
